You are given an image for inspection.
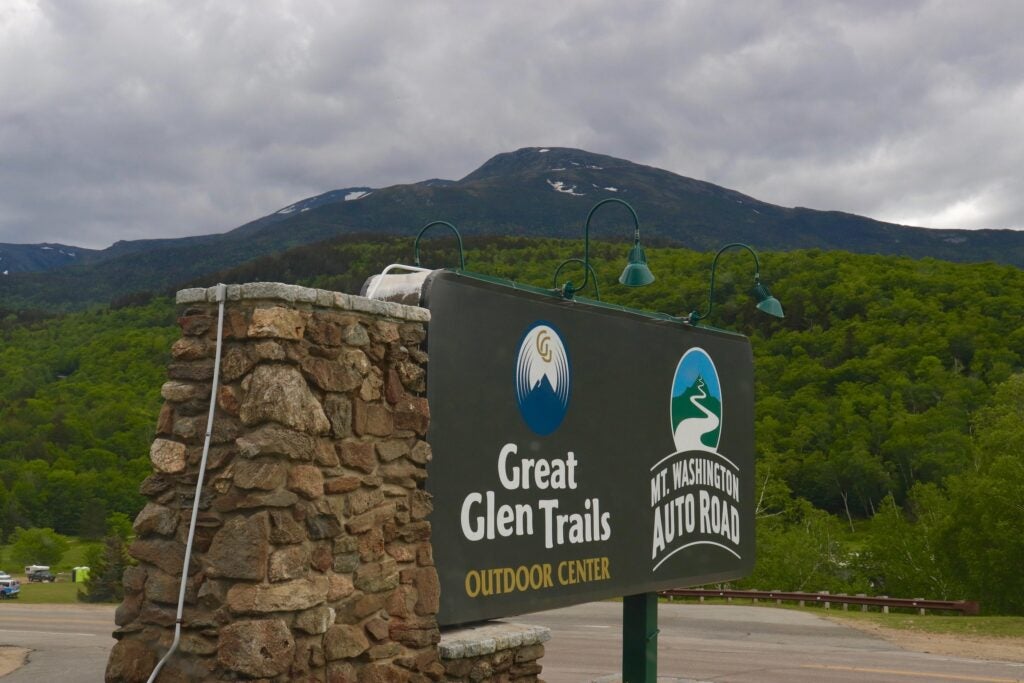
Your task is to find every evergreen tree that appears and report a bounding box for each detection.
[78,534,133,603]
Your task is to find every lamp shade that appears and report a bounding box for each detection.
[751,281,784,318]
[619,243,656,287]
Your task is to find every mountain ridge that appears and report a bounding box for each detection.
[0,242,103,274]
[3,147,1024,308]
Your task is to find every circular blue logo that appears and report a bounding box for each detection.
[514,321,571,436]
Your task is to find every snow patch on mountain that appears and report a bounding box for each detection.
[547,179,586,197]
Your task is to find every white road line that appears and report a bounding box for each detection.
[0,629,96,637]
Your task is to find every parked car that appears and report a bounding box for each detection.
[0,579,20,599]
[27,570,56,583]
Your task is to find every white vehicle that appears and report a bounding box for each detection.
[0,579,19,599]
[24,565,49,575]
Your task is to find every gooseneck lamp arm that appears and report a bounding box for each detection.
[687,242,784,324]
[413,220,466,270]
[553,258,601,300]
[563,198,653,298]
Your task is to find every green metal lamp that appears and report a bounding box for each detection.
[621,242,655,287]
[413,220,466,270]
[552,257,601,300]
[687,242,784,325]
[751,280,784,318]
[561,198,655,298]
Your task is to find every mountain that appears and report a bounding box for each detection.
[227,187,376,239]
[520,374,565,437]
[0,243,103,274]
[3,147,1024,309]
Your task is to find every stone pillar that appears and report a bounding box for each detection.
[106,283,441,683]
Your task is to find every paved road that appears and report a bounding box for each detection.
[522,602,1024,682]
[0,603,115,682]
[1,601,1022,682]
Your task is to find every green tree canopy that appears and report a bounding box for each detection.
[4,239,1024,610]
[8,526,70,567]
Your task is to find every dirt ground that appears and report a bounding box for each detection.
[0,647,30,677]
[833,617,1024,664]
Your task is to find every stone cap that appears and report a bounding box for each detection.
[176,282,430,322]
[438,621,551,660]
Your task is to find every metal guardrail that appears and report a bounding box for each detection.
[660,588,980,616]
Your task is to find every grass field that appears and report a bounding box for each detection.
[0,536,97,604]
[0,537,99,576]
[1,580,81,604]
[661,595,1024,639]
[824,609,1024,639]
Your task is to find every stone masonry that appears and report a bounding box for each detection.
[106,283,442,682]
[438,623,549,682]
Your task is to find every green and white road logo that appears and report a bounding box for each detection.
[671,348,722,453]
[650,346,742,570]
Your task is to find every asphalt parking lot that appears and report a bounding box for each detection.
[2,601,1023,682]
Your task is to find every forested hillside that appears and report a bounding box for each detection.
[1,237,1021,611]
[0,301,178,537]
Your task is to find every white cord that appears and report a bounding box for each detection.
[147,283,226,682]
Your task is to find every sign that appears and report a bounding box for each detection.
[423,271,755,626]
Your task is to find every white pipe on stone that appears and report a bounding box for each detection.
[364,263,432,301]
[147,283,226,683]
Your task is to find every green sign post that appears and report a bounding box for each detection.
[623,593,659,682]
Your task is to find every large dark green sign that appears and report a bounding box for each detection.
[423,271,755,626]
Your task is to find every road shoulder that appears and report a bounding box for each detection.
[827,616,1024,663]
[0,647,30,677]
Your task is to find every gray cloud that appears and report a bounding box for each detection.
[1,0,1022,249]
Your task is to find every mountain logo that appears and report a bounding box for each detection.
[514,321,572,436]
[670,347,722,452]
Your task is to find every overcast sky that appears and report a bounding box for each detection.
[2,0,1022,250]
